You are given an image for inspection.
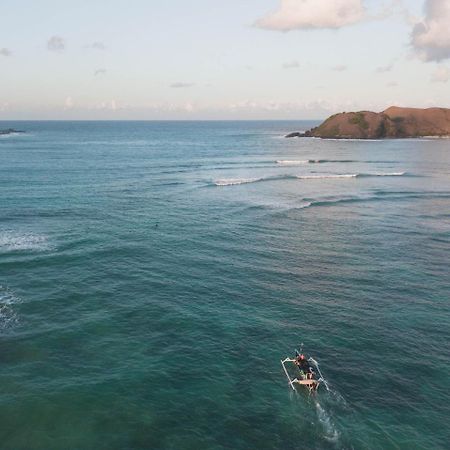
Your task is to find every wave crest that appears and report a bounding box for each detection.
[297,174,357,179]
[213,171,406,186]
[214,178,262,186]
[276,160,310,166]
[360,172,406,177]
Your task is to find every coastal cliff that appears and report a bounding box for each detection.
[287,107,450,139]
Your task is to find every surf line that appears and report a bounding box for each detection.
[213,171,407,186]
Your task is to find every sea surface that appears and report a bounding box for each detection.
[0,121,449,450]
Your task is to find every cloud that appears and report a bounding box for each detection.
[375,63,394,73]
[386,81,398,87]
[94,68,107,76]
[255,0,365,31]
[47,35,65,52]
[64,96,74,110]
[170,82,195,88]
[85,41,106,50]
[283,60,300,69]
[226,98,369,117]
[332,64,347,71]
[0,48,12,57]
[411,0,450,62]
[91,100,118,111]
[431,66,450,82]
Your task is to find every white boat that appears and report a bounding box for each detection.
[281,348,328,392]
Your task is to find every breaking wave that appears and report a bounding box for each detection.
[360,171,406,177]
[214,172,406,186]
[298,172,406,179]
[295,190,434,211]
[0,231,51,253]
[277,159,357,165]
[276,160,310,166]
[296,174,357,179]
[214,178,263,186]
[0,132,25,139]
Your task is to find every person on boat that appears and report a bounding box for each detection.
[296,354,311,372]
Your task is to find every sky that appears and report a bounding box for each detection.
[0,0,449,119]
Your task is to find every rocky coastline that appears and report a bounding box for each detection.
[286,107,450,139]
[0,128,25,135]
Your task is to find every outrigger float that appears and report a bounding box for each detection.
[281,347,328,392]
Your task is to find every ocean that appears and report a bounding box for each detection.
[0,121,449,450]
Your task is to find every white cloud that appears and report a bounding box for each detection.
[92,100,118,111]
[94,68,107,76]
[47,36,65,52]
[256,0,365,31]
[228,99,336,114]
[375,63,394,73]
[0,48,12,56]
[64,96,74,110]
[85,41,106,50]
[386,81,398,87]
[411,0,450,62]
[431,66,450,82]
[332,64,347,71]
[170,82,195,88]
[283,60,300,69]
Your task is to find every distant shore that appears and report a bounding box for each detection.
[0,128,25,136]
[286,106,450,139]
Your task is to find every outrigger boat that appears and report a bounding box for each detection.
[281,347,328,392]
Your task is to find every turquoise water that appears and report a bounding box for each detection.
[0,121,449,450]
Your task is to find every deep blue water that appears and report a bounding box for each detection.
[0,121,449,450]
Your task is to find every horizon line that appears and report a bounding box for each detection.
[0,118,325,122]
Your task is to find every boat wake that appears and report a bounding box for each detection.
[0,286,20,330]
[315,400,340,443]
[310,358,344,444]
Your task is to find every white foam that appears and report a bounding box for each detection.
[297,172,406,180]
[366,171,406,177]
[315,400,340,443]
[0,286,20,329]
[214,178,261,186]
[276,160,310,166]
[297,174,358,180]
[0,231,51,252]
[213,171,406,187]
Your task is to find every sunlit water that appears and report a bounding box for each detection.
[1,121,449,449]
